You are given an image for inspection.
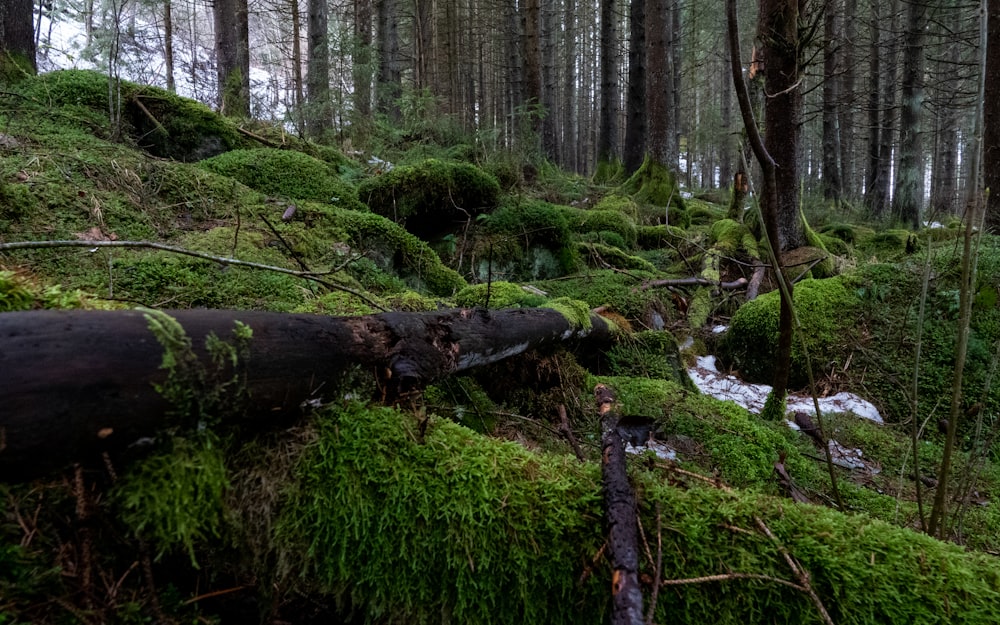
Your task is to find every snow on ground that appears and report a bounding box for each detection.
[688,355,884,425]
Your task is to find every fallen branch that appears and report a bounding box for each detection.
[595,384,645,625]
[637,276,748,291]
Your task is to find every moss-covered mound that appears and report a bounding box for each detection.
[198,148,363,210]
[357,159,500,237]
[273,402,1000,625]
[719,276,863,388]
[473,198,579,281]
[18,69,249,160]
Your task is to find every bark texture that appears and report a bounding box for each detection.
[0,308,613,481]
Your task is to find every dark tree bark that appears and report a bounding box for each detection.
[0,308,614,481]
[522,0,543,144]
[821,0,842,204]
[353,0,373,119]
[839,0,857,198]
[645,0,675,167]
[376,0,402,121]
[0,0,37,79]
[540,1,559,161]
[893,0,929,229]
[596,0,620,168]
[562,0,578,172]
[594,384,644,625]
[865,0,884,215]
[164,0,175,92]
[871,0,900,219]
[623,0,646,174]
[758,0,805,250]
[985,0,1000,231]
[306,0,331,139]
[213,0,251,116]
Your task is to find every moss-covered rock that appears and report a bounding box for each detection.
[474,198,579,281]
[560,206,638,248]
[578,242,657,272]
[603,331,692,389]
[719,276,863,388]
[333,207,467,296]
[198,148,362,210]
[18,70,249,161]
[357,159,500,238]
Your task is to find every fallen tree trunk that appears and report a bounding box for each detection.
[0,307,613,481]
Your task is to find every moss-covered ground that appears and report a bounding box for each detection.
[4,70,1000,623]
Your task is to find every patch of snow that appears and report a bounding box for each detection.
[711,325,728,334]
[625,440,677,461]
[688,355,883,424]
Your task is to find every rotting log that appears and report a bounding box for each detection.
[0,307,613,481]
[595,383,645,625]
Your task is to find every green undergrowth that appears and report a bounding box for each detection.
[0,267,100,311]
[272,401,1000,624]
[536,269,670,322]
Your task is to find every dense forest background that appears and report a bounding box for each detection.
[5,0,999,224]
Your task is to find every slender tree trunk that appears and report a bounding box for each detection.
[353,0,372,119]
[967,0,987,214]
[522,0,542,148]
[213,0,250,116]
[306,0,331,139]
[719,31,734,189]
[290,0,305,135]
[668,0,681,164]
[870,0,899,219]
[596,0,619,168]
[759,0,805,250]
[822,0,842,204]
[840,0,857,198]
[562,0,578,172]
[164,0,175,92]
[376,0,401,121]
[623,0,646,174]
[984,0,1000,230]
[540,1,559,161]
[893,0,929,229]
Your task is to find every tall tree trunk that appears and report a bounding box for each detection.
[0,0,37,79]
[985,0,1000,230]
[522,0,542,150]
[759,0,805,250]
[353,0,373,119]
[645,0,673,166]
[623,0,646,174]
[376,0,401,121]
[822,0,842,204]
[868,0,899,219]
[562,0,578,172]
[596,0,619,168]
[893,0,929,229]
[306,0,331,139]
[719,30,734,189]
[840,0,857,198]
[214,0,250,116]
[290,0,305,135]
[540,1,559,161]
[164,0,175,92]
[668,0,681,164]
[414,0,433,92]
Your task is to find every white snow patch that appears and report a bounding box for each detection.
[625,440,677,461]
[688,355,883,424]
[711,325,728,334]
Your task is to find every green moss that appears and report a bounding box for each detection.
[636,224,689,250]
[579,230,628,250]
[803,215,837,278]
[544,297,592,330]
[537,270,665,321]
[18,70,249,161]
[561,206,638,248]
[278,402,608,625]
[620,156,683,209]
[687,198,726,225]
[0,269,95,311]
[476,198,579,280]
[198,148,362,209]
[578,242,657,272]
[720,276,863,388]
[424,376,499,433]
[455,281,533,308]
[709,218,751,255]
[334,207,467,296]
[357,159,500,227]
